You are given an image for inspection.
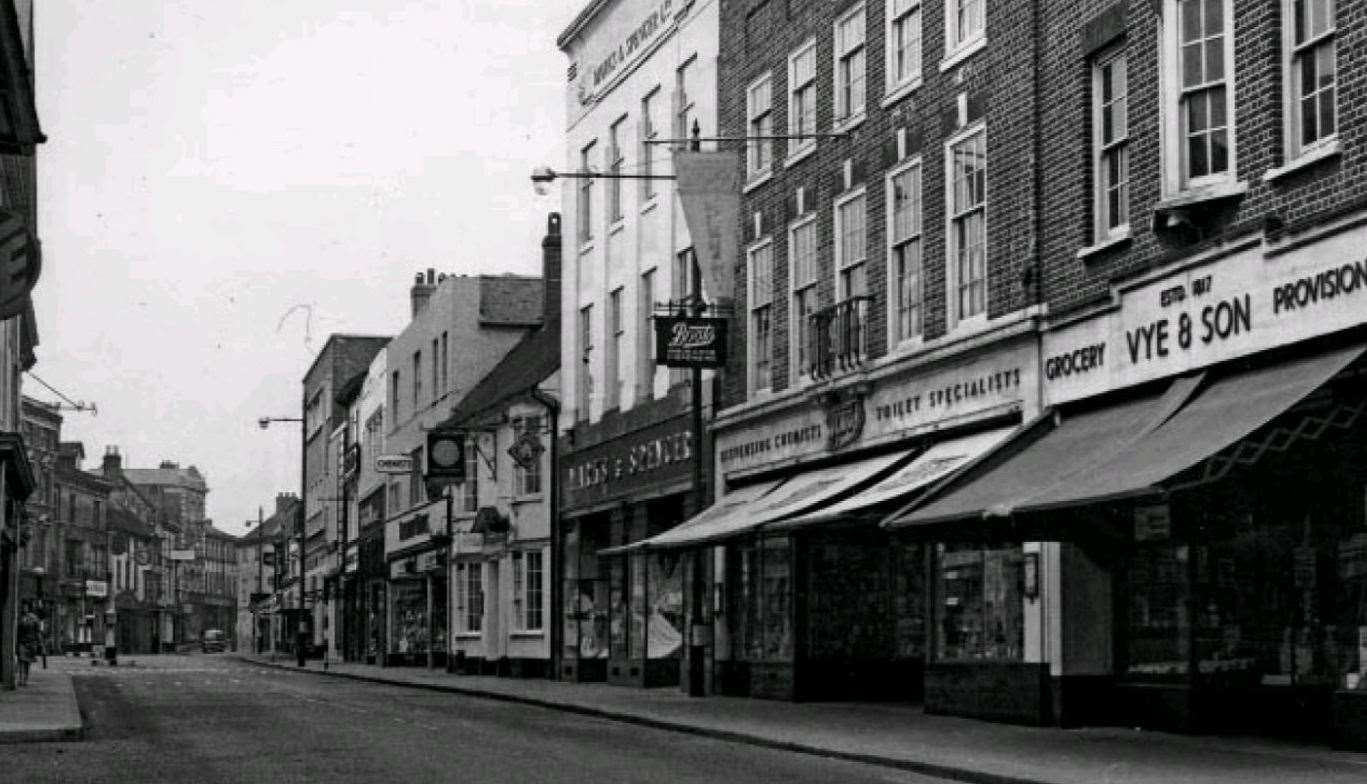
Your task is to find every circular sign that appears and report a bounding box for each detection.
[429,435,462,468]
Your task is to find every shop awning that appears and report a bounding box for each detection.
[599,479,785,555]
[1018,341,1366,512]
[770,427,1017,530]
[621,449,915,551]
[885,372,1206,528]
[889,342,1366,528]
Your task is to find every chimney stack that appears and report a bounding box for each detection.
[275,491,297,516]
[101,445,122,479]
[542,212,562,327]
[411,268,437,317]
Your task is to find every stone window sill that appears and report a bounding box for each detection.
[1076,229,1133,260]
[939,37,987,74]
[1263,141,1342,183]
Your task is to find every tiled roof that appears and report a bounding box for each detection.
[442,324,559,429]
[204,524,238,541]
[478,276,543,327]
[123,467,207,491]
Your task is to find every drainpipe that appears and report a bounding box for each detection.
[530,385,560,679]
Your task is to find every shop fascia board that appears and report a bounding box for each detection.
[711,312,1040,435]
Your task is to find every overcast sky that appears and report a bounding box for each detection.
[32,1,579,534]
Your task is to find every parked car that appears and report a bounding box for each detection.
[201,629,228,653]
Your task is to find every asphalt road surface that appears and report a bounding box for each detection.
[5,655,953,784]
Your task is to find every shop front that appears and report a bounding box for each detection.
[383,498,448,667]
[638,329,1039,702]
[888,221,1367,744]
[558,397,695,688]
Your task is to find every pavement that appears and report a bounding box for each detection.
[234,651,1367,784]
[0,657,85,743]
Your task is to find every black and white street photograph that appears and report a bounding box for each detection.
[4,1,1367,782]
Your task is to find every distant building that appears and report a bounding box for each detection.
[301,334,389,658]
[202,524,238,642]
[236,494,294,653]
[376,269,543,667]
[19,397,62,653]
[121,455,212,643]
[52,443,113,653]
[107,506,160,654]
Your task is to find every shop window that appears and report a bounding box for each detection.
[390,581,428,655]
[934,543,1024,661]
[647,551,684,660]
[629,551,647,660]
[564,522,610,660]
[609,555,628,657]
[733,537,795,663]
[455,561,483,634]
[513,550,544,632]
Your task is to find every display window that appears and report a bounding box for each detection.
[934,542,1024,661]
[1124,434,1367,691]
[390,581,428,655]
[731,536,795,663]
[646,551,684,660]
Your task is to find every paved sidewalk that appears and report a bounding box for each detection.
[235,653,1367,784]
[0,661,83,743]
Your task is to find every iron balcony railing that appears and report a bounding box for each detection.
[808,295,872,380]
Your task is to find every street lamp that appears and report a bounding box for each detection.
[258,414,306,667]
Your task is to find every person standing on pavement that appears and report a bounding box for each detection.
[16,609,40,686]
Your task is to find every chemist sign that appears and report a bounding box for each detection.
[1043,227,1367,405]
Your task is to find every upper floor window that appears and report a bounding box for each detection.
[945,0,985,57]
[641,88,661,200]
[947,124,987,326]
[577,305,593,421]
[608,287,625,409]
[834,5,867,125]
[578,141,596,243]
[457,436,479,512]
[638,268,657,399]
[886,0,923,94]
[790,215,818,383]
[608,116,626,223]
[411,351,421,410]
[676,56,698,143]
[1093,49,1130,241]
[440,332,449,392]
[835,191,867,301]
[431,338,439,401]
[1284,0,1337,160]
[748,239,775,393]
[747,73,774,179]
[888,159,923,345]
[1163,0,1234,190]
[788,40,818,160]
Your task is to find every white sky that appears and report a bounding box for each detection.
[32,1,581,534]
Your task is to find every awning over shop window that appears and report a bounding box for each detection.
[600,480,784,555]
[1019,341,1366,512]
[771,426,1017,531]
[615,449,914,552]
[885,373,1206,528]
[888,341,1366,528]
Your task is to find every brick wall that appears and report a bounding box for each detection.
[718,0,1041,409]
[1039,0,1367,318]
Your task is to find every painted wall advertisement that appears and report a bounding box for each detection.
[1043,227,1367,405]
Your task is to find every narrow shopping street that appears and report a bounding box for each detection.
[3,656,947,784]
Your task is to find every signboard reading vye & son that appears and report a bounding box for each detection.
[655,316,728,369]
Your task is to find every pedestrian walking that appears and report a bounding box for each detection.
[16,609,40,686]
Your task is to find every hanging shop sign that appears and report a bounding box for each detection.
[507,429,545,471]
[562,414,693,512]
[1043,227,1367,405]
[654,316,729,368]
[375,454,415,474]
[84,580,108,598]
